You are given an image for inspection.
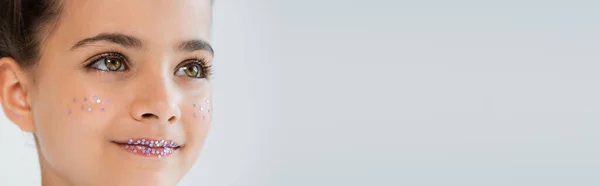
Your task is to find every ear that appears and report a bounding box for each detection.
[0,57,34,132]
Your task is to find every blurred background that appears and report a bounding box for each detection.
[2,0,600,185]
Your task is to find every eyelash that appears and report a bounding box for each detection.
[176,58,213,79]
[85,52,213,79]
[86,52,128,72]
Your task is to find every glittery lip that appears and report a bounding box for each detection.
[113,138,181,159]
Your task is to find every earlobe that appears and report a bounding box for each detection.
[0,57,35,132]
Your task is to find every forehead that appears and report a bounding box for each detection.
[54,0,212,49]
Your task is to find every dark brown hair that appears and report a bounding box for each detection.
[0,0,62,69]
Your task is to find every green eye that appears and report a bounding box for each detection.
[88,53,127,71]
[175,62,204,78]
[105,57,123,71]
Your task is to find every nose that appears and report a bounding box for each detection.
[129,74,181,125]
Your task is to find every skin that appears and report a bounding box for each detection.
[0,0,213,185]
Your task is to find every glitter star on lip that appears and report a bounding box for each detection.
[114,138,181,159]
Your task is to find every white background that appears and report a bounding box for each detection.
[2,0,600,185]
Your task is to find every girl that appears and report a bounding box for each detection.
[0,0,214,185]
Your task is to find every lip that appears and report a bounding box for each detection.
[112,138,181,159]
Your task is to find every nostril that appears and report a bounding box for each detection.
[142,113,155,118]
[137,111,177,124]
[167,116,177,124]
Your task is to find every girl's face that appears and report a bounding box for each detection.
[12,0,213,185]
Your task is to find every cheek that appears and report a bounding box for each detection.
[31,64,106,153]
[33,91,118,171]
[62,94,120,148]
[190,99,213,121]
[182,97,213,157]
[70,95,113,115]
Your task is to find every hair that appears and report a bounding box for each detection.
[1,0,215,70]
[0,0,63,70]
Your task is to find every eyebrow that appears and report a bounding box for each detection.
[176,40,214,56]
[70,33,143,50]
[70,33,214,56]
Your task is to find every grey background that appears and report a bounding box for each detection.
[1,0,600,185]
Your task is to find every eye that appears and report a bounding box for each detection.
[175,61,205,78]
[87,53,127,71]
